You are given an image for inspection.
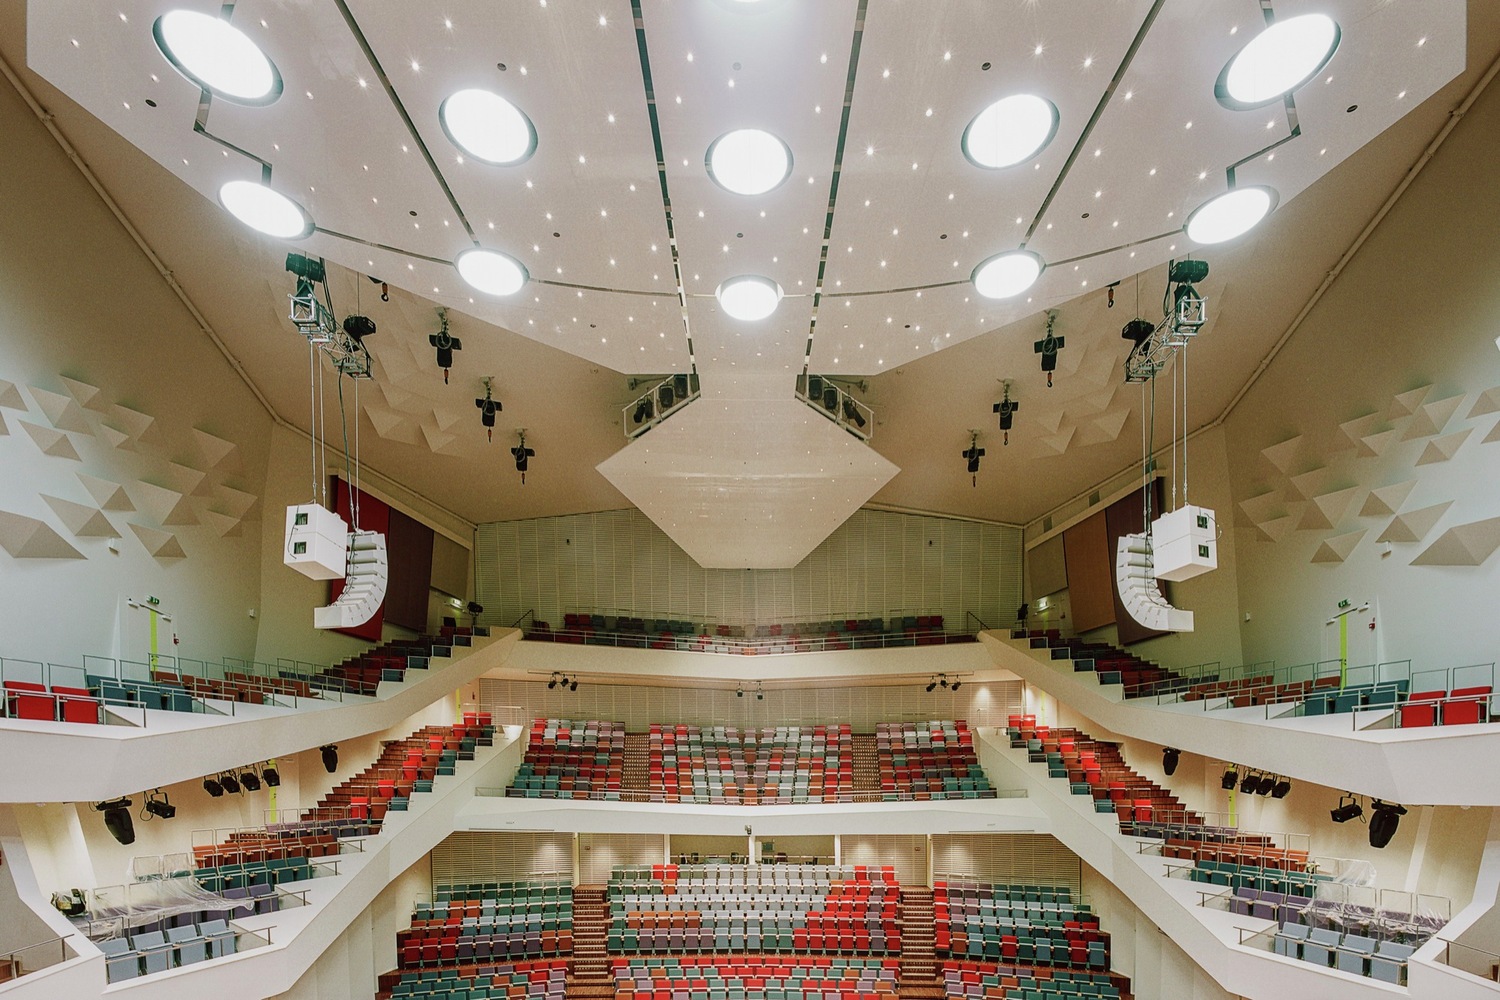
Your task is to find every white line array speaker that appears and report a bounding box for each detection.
[314,531,388,629]
[1116,532,1193,633]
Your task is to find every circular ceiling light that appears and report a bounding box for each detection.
[440,89,538,166]
[971,250,1044,299]
[1216,14,1340,109]
[217,180,313,239]
[716,275,783,321]
[706,129,793,196]
[455,248,529,296]
[153,9,282,105]
[1184,186,1278,244]
[961,94,1059,169]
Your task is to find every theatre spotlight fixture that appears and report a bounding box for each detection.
[548,672,560,690]
[756,683,764,701]
[1255,774,1276,796]
[143,790,176,821]
[1271,777,1291,799]
[569,676,579,692]
[95,798,135,845]
[512,431,535,484]
[219,772,241,795]
[737,685,744,698]
[261,764,281,788]
[950,678,962,692]
[240,770,262,792]
[939,676,951,689]
[925,677,938,693]
[1238,770,1257,795]
[203,777,224,797]
[1162,748,1180,776]
[1368,800,1408,849]
[1330,793,1363,824]
[633,398,655,424]
[321,744,339,773]
[1220,767,1238,791]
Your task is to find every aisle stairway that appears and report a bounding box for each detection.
[621,734,650,799]
[849,733,881,796]
[568,884,612,998]
[900,887,943,999]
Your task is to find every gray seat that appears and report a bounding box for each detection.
[166,924,209,965]
[1371,941,1415,984]
[130,930,171,974]
[99,938,141,982]
[1337,934,1378,976]
[1302,926,1342,967]
[1273,921,1310,959]
[199,918,237,959]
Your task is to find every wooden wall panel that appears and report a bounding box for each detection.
[1062,511,1113,632]
[1028,534,1067,598]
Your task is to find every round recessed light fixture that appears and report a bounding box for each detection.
[961,94,1059,169]
[706,129,793,196]
[153,9,282,105]
[439,89,538,166]
[1216,13,1340,109]
[217,180,313,238]
[1184,186,1278,244]
[716,275,783,321]
[456,247,529,296]
[971,250,1044,299]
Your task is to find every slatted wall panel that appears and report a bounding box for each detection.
[478,679,1023,732]
[930,834,1082,895]
[578,834,664,884]
[841,835,928,887]
[473,508,1022,631]
[430,832,574,887]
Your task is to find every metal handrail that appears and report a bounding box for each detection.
[521,627,981,656]
[0,934,74,982]
[479,787,1025,804]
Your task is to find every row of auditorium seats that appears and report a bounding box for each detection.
[99,920,237,982]
[1273,923,1414,984]
[313,634,464,696]
[607,864,901,955]
[529,614,966,652]
[1185,859,1328,898]
[934,880,1108,970]
[877,720,996,799]
[647,724,853,803]
[398,881,574,968]
[2,679,100,723]
[612,956,901,999]
[509,718,626,799]
[377,959,568,1000]
[942,961,1126,1000]
[1012,630,1181,699]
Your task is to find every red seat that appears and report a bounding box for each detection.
[51,686,99,724]
[3,681,53,721]
[1401,691,1444,728]
[1444,686,1492,726]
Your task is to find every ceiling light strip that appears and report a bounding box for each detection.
[1022,0,1164,244]
[534,279,677,298]
[1047,230,1179,269]
[313,227,452,266]
[630,1,697,375]
[801,0,869,377]
[192,94,272,180]
[821,280,968,299]
[331,0,478,244]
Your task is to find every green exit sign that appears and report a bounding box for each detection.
[1337,599,1350,609]
[147,596,161,606]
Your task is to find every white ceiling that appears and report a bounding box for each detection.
[4,0,1494,538]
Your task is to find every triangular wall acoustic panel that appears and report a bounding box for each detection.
[1288,467,1332,500]
[133,481,198,526]
[1358,428,1399,459]
[192,428,238,468]
[166,461,208,496]
[1469,386,1500,419]
[76,472,134,511]
[1411,516,1500,567]
[1311,486,1362,528]
[1336,412,1382,451]
[1092,408,1130,442]
[1359,480,1417,518]
[1035,407,1067,435]
[1401,394,1464,441]
[1260,436,1302,475]
[1376,501,1453,544]
[111,403,162,448]
[97,424,133,452]
[0,379,25,411]
[0,412,7,436]
[214,483,259,520]
[30,386,93,434]
[1239,491,1284,526]
[0,509,86,559]
[1253,514,1298,543]
[129,522,187,559]
[42,495,119,538]
[200,510,243,537]
[1416,428,1472,466]
[1484,419,1500,445]
[58,375,105,410]
[1388,384,1432,419]
[19,420,81,461]
[1038,426,1076,456]
[1312,528,1366,564]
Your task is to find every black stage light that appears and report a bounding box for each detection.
[1168,259,1210,284]
[219,773,241,795]
[262,766,281,788]
[1256,774,1276,796]
[756,688,764,701]
[548,673,559,690]
[950,679,962,691]
[144,791,176,820]
[925,677,938,693]
[841,399,867,428]
[432,330,463,381]
[964,445,985,475]
[1162,748,1180,776]
[467,601,484,617]
[321,744,339,773]
[240,771,262,792]
[737,686,744,698]
[1271,777,1291,799]
[633,399,655,424]
[658,383,676,410]
[1238,770,1257,795]
[822,387,840,413]
[1121,318,1155,346]
[1368,800,1408,849]
[1220,768,1238,791]
[1330,794,1363,824]
[673,374,690,399]
[940,676,950,689]
[342,315,377,341]
[285,252,325,284]
[203,777,224,797]
[569,678,579,692]
[98,798,135,845]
